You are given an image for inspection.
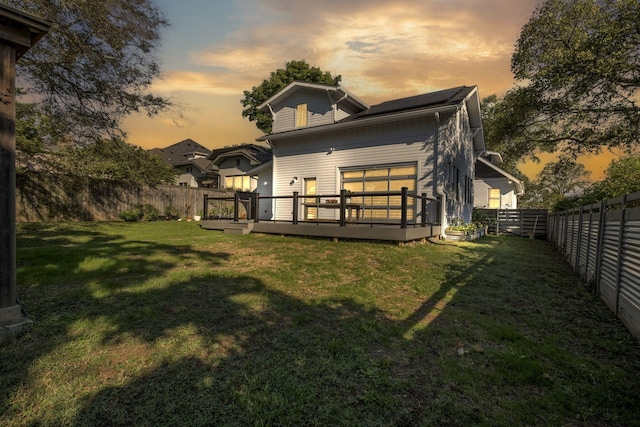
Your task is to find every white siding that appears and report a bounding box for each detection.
[272,116,438,222]
[436,106,476,224]
[272,88,334,133]
[255,164,273,220]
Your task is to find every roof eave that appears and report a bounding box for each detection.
[257,104,459,142]
[258,82,369,112]
[477,157,525,195]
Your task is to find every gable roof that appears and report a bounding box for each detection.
[258,81,369,112]
[209,144,273,166]
[258,85,485,152]
[475,157,525,196]
[149,138,212,165]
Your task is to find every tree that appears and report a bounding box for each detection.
[480,94,543,173]
[519,158,590,210]
[501,0,640,158]
[579,154,640,204]
[60,139,178,184]
[241,59,341,134]
[9,0,172,144]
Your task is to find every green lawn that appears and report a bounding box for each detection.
[2,221,639,426]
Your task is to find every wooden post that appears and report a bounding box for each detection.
[339,189,346,227]
[233,192,239,222]
[202,194,208,220]
[253,193,260,223]
[292,192,299,225]
[0,43,16,314]
[0,5,50,343]
[400,187,408,229]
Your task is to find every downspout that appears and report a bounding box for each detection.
[434,111,448,238]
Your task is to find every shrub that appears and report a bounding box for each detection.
[119,209,142,222]
[164,205,179,219]
[142,204,159,221]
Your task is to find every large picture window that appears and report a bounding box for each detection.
[341,164,417,220]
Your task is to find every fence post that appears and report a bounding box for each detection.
[594,201,606,295]
[400,187,408,229]
[562,210,569,259]
[585,206,593,282]
[575,206,584,274]
[421,193,427,227]
[292,191,299,225]
[203,194,208,220]
[614,195,627,315]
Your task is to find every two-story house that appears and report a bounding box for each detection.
[257,82,486,231]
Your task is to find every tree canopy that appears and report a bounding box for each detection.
[519,158,590,210]
[241,59,341,134]
[576,154,640,205]
[59,139,178,184]
[490,0,640,161]
[10,0,172,144]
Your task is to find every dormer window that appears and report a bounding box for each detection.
[296,103,308,128]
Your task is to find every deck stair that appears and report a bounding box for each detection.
[223,222,254,235]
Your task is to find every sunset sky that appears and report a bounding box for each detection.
[124,0,615,180]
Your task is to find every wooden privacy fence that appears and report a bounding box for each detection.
[474,209,548,237]
[548,191,640,339]
[15,172,232,222]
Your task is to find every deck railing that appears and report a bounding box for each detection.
[203,188,439,229]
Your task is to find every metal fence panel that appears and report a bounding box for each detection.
[620,217,640,338]
[548,191,640,339]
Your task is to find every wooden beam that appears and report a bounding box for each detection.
[0,42,16,310]
[0,22,32,49]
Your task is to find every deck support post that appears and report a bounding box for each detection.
[421,193,427,227]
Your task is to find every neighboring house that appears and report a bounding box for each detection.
[257,82,486,230]
[474,151,525,209]
[208,144,273,192]
[149,138,218,188]
[208,144,273,219]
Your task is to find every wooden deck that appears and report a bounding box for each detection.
[200,220,441,243]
